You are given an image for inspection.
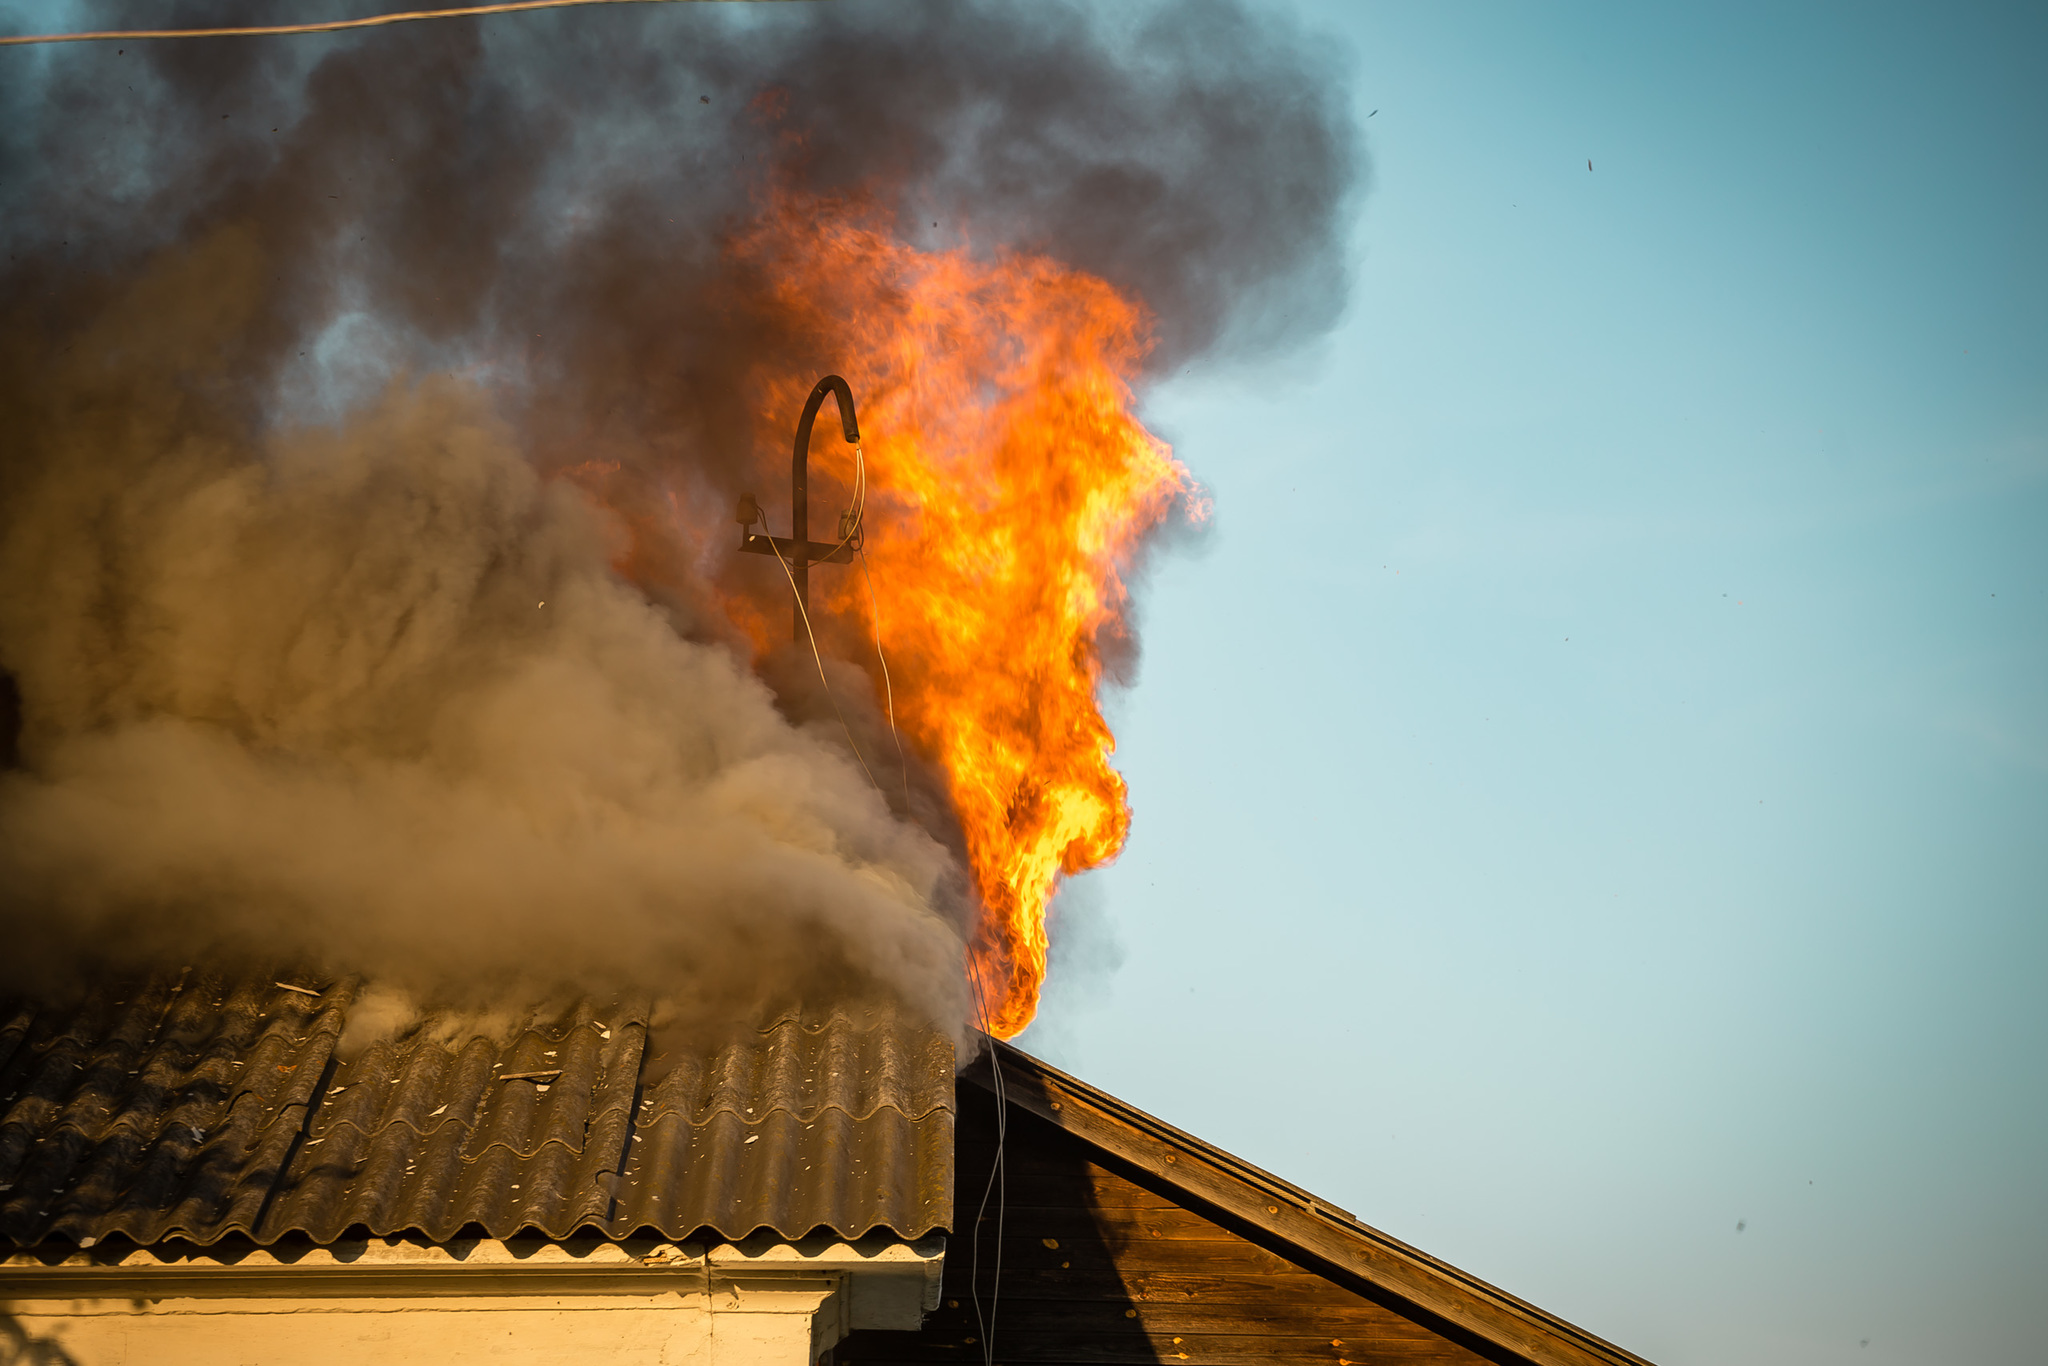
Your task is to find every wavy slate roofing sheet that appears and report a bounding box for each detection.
[0,971,954,1249]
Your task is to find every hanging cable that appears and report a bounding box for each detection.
[833,439,1004,1360]
[858,550,911,810]
[749,404,1006,1360]
[815,441,868,563]
[0,0,714,46]
[967,963,1009,1366]
[855,539,912,809]
[788,439,913,809]
[762,530,884,795]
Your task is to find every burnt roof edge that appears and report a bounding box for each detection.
[962,1038,1655,1366]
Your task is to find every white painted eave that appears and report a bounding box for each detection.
[0,1232,945,1330]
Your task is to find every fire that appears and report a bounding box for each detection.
[714,196,1194,1037]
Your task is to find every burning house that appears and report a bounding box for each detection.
[0,977,953,1365]
[2,4,1653,1365]
[0,976,1651,1366]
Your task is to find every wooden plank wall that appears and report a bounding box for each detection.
[835,1083,1515,1366]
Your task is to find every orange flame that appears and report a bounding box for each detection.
[637,195,1194,1037]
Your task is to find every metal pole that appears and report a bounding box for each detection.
[789,375,861,643]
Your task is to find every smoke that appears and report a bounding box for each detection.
[0,0,1360,1033]
[0,236,967,1032]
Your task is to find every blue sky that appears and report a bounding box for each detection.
[1017,5,2048,1364]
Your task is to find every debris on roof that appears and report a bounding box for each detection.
[0,972,954,1249]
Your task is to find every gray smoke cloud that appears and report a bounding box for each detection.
[0,232,969,1033]
[0,0,1360,1033]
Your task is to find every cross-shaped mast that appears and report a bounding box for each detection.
[735,375,863,643]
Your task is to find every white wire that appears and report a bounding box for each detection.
[811,440,867,565]
[828,438,1006,1362]
[856,545,912,810]
[967,961,1008,1366]
[785,439,912,810]
[767,434,1008,1362]
[0,0,721,46]
[762,531,884,795]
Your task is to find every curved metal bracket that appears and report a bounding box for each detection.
[736,375,862,642]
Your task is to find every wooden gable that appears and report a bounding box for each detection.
[836,1046,1651,1366]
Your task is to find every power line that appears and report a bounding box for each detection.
[968,971,1009,1366]
[0,0,748,47]
[858,547,913,811]
[762,527,885,796]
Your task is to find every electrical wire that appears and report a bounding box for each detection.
[762,530,884,795]
[857,548,912,811]
[761,434,1008,1364]
[967,964,1009,1366]
[0,0,720,46]
[773,437,912,808]
[842,440,909,807]
[762,433,1008,1363]
[836,442,1005,1363]
[753,438,896,798]
[812,440,868,565]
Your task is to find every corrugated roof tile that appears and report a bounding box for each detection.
[0,972,953,1249]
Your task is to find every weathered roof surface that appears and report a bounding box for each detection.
[0,971,954,1249]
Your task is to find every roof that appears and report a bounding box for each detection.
[964,1040,1655,1366]
[0,971,954,1249]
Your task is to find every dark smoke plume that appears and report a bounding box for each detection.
[0,0,1360,1034]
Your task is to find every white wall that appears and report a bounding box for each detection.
[0,1233,943,1366]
